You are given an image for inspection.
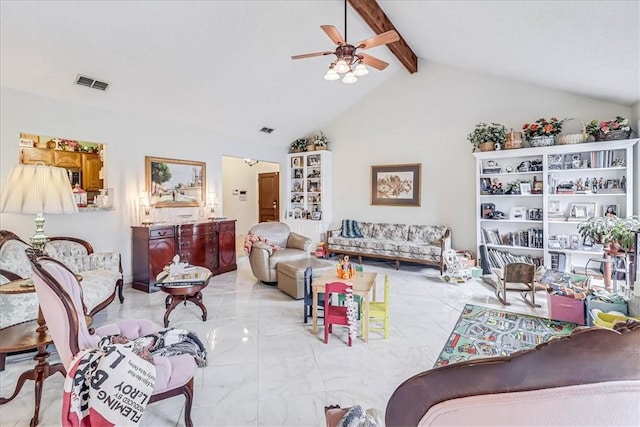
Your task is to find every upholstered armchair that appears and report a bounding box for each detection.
[246,222,311,283]
[30,253,198,427]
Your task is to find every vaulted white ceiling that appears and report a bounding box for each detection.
[1,1,638,149]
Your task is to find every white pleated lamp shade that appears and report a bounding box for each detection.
[0,164,79,214]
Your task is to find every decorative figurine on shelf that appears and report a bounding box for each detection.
[621,175,626,191]
[491,178,504,194]
[337,255,356,279]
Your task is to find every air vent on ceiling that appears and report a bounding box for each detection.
[259,127,275,134]
[74,74,110,91]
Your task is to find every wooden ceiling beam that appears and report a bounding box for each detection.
[348,0,418,74]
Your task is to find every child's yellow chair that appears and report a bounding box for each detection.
[367,274,390,339]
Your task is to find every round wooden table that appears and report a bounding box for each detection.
[156,267,212,327]
[0,279,65,427]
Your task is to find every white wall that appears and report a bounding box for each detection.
[222,156,279,237]
[0,87,285,282]
[325,61,634,254]
[1,68,635,278]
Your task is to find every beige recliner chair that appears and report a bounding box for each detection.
[247,222,311,283]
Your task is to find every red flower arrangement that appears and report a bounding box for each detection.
[522,117,568,140]
[584,116,631,136]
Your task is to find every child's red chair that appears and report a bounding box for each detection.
[324,282,354,346]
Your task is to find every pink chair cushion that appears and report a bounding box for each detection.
[33,258,196,394]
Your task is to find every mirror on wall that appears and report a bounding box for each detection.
[18,132,110,208]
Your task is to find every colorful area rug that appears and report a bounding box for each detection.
[434,304,577,368]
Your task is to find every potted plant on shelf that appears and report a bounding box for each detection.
[312,131,330,150]
[577,215,640,289]
[289,138,308,153]
[584,116,633,142]
[522,117,569,147]
[467,122,507,152]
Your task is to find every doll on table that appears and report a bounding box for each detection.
[337,255,355,279]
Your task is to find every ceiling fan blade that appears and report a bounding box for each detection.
[291,51,335,60]
[359,53,389,71]
[321,25,345,46]
[356,30,400,50]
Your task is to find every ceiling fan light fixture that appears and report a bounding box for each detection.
[335,59,350,74]
[342,71,357,84]
[324,68,339,81]
[353,62,369,76]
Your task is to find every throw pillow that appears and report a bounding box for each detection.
[243,233,281,254]
[341,220,363,238]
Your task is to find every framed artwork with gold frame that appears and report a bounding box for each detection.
[145,156,206,208]
[371,163,421,206]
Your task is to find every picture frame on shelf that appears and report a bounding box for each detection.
[481,203,495,219]
[548,200,561,215]
[292,156,302,168]
[605,179,621,189]
[371,163,421,207]
[519,182,531,195]
[568,202,596,221]
[527,208,543,221]
[287,210,293,218]
[145,156,205,208]
[480,178,492,195]
[548,154,563,170]
[19,138,34,147]
[307,155,320,167]
[570,234,580,250]
[311,211,322,220]
[582,235,593,247]
[603,204,619,217]
[509,206,526,220]
[548,239,562,250]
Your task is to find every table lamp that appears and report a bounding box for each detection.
[0,164,78,249]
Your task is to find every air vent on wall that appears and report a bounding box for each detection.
[74,74,110,91]
[259,127,274,134]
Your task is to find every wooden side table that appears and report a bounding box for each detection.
[156,267,212,327]
[0,279,65,427]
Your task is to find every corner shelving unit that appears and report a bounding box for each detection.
[473,138,637,272]
[283,150,332,248]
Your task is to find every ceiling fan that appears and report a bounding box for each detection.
[291,0,400,84]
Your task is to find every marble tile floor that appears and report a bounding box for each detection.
[0,257,551,427]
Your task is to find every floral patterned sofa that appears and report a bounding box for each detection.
[326,221,451,272]
[0,230,124,368]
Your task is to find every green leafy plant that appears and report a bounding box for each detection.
[289,138,308,152]
[467,122,507,151]
[584,116,631,136]
[312,131,330,148]
[577,216,639,252]
[522,117,569,140]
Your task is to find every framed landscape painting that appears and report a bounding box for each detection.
[145,156,206,207]
[371,163,421,206]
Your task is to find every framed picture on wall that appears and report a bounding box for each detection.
[145,156,206,208]
[370,163,421,206]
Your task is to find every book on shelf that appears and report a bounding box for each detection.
[481,227,543,248]
[549,251,572,272]
[483,247,543,270]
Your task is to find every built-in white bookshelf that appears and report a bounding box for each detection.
[283,150,332,248]
[473,138,637,272]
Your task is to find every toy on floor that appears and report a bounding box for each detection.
[442,249,473,283]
